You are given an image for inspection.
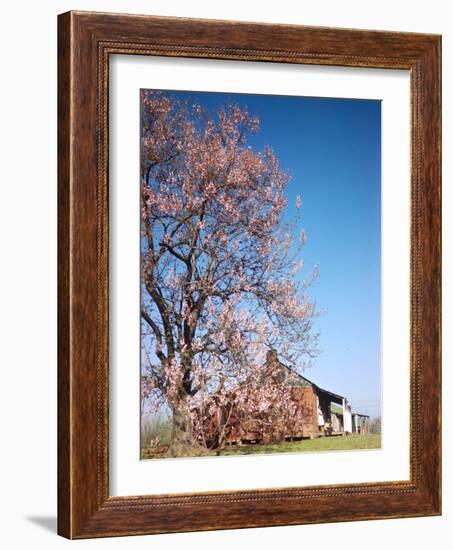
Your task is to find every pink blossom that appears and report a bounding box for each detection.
[140,91,319,450]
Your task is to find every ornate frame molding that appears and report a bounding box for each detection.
[58,11,441,538]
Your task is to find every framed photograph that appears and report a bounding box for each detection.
[58,11,441,539]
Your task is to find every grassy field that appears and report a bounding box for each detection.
[141,433,381,459]
[218,433,381,456]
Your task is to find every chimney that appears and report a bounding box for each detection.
[266,349,279,368]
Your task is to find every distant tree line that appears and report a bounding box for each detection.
[370,416,381,434]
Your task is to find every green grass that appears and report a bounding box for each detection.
[218,433,381,456]
[141,433,381,459]
[141,416,172,448]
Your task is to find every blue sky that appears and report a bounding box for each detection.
[149,90,381,419]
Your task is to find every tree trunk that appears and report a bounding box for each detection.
[168,398,208,457]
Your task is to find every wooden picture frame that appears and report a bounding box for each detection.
[58,10,441,539]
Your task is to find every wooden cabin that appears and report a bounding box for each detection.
[192,351,355,449]
[352,413,370,434]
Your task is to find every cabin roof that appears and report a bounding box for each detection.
[276,361,346,405]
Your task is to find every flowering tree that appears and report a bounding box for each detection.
[140,90,318,456]
[190,351,314,450]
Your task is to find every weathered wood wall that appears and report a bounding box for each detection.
[192,384,321,448]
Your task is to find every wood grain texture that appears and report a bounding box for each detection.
[57,10,442,539]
